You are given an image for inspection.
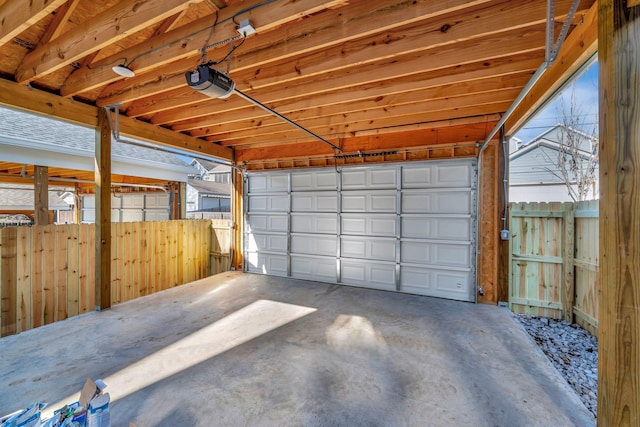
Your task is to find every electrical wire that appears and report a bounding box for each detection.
[206,35,246,67]
[88,0,275,72]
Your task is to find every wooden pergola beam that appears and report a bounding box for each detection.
[97,8,552,109]
[16,0,196,83]
[193,85,525,139]
[0,0,67,47]
[217,101,512,149]
[60,0,347,97]
[0,79,232,161]
[39,0,82,44]
[597,0,640,425]
[134,54,539,123]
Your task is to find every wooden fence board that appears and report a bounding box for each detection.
[32,226,44,328]
[574,200,599,335]
[55,226,68,322]
[509,201,599,334]
[0,220,225,337]
[1,227,18,337]
[66,225,80,318]
[42,225,56,325]
[78,224,93,313]
[16,227,31,333]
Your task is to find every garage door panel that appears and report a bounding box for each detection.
[291,234,336,256]
[401,241,470,267]
[248,194,288,212]
[247,214,288,233]
[400,266,472,301]
[290,213,337,234]
[245,160,476,301]
[247,233,288,253]
[341,214,397,237]
[402,216,471,241]
[291,192,337,212]
[340,260,396,291]
[402,189,471,214]
[342,190,396,212]
[246,253,288,276]
[291,170,337,191]
[291,255,336,282]
[342,168,397,189]
[248,174,288,193]
[341,237,396,261]
[402,161,473,188]
[121,210,144,222]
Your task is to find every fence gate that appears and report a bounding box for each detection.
[508,201,599,334]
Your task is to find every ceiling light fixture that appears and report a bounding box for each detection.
[112,64,135,77]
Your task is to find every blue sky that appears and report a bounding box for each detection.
[512,59,599,143]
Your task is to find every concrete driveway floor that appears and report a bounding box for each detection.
[0,272,594,426]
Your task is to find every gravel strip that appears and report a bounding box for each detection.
[512,313,598,417]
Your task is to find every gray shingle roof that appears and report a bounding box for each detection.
[0,107,189,167]
[187,179,230,196]
[0,184,71,209]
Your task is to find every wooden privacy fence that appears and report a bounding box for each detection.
[0,219,232,337]
[509,201,599,335]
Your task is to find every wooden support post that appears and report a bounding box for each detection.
[478,140,499,304]
[33,166,48,226]
[598,1,640,425]
[95,108,111,311]
[231,168,243,271]
[74,184,80,224]
[179,181,187,220]
[497,134,509,304]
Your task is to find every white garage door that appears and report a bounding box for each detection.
[244,160,477,302]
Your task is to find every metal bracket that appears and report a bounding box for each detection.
[546,0,581,62]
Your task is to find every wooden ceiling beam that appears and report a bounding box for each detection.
[191,80,528,138]
[232,0,496,73]
[0,78,232,160]
[17,0,198,84]
[144,31,546,127]
[218,101,512,148]
[100,0,583,110]
[237,1,580,91]
[98,0,495,105]
[39,0,82,44]
[0,0,67,47]
[61,0,348,97]
[97,0,472,108]
[155,53,542,128]
[99,0,560,109]
[235,123,493,162]
[505,1,598,133]
[216,97,515,144]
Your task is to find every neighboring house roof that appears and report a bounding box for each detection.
[0,107,197,182]
[510,124,597,185]
[0,184,72,210]
[187,179,230,196]
[189,159,231,175]
[517,123,596,153]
